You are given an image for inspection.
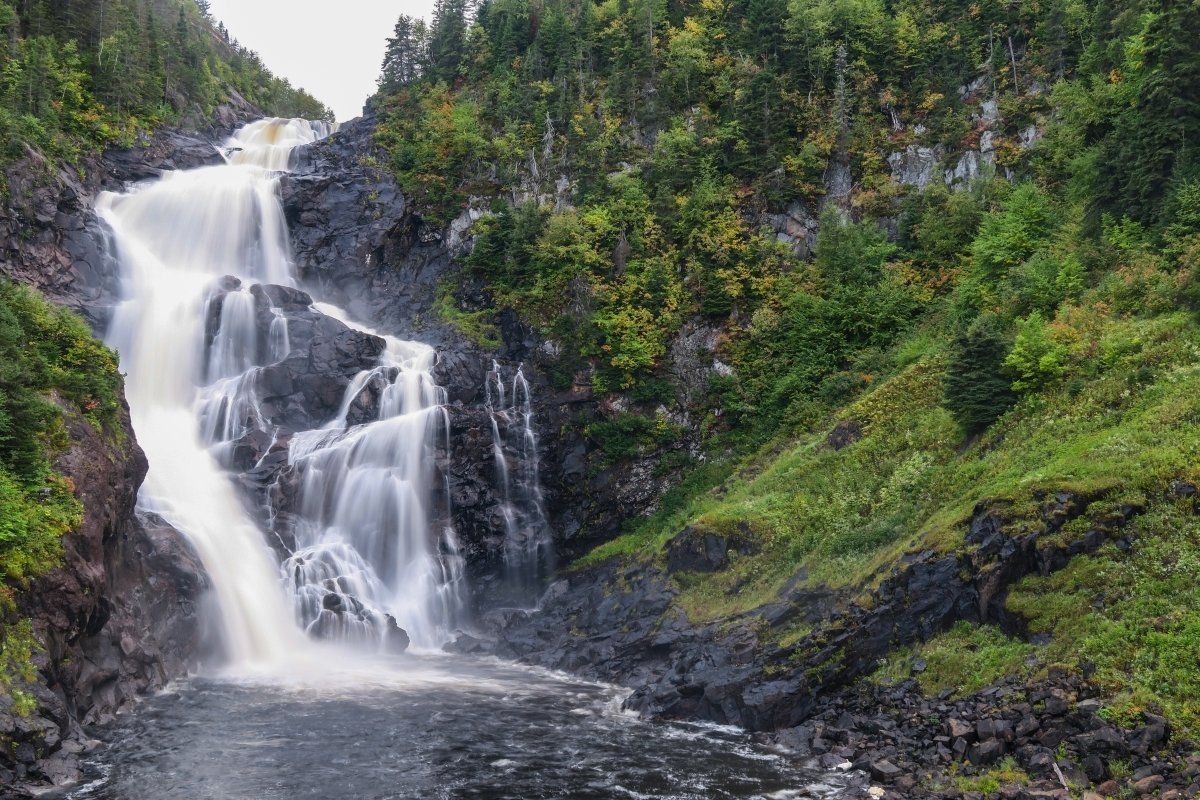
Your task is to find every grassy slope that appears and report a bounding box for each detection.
[577,294,1200,736]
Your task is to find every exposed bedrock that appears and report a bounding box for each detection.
[1,405,208,790]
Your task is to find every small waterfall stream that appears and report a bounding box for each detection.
[100,118,464,664]
[485,361,554,606]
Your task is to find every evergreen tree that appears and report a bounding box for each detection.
[1094,0,1200,226]
[380,14,423,91]
[428,0,469,84]
[945,314,1017,435]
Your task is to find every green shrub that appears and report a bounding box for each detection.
[971,183,1057,281]
[585,411,681,463]
[1004,312,1069,393]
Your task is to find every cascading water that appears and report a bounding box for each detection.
[99,118,464,664]
[282,304,465,649]
[485,361,554,606]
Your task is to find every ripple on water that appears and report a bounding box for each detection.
[53,657,856,800]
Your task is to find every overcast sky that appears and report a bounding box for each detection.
[207,0,435,122]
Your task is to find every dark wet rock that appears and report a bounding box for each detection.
[254,300,385,432]
[666,527,735,573]
[968,739,1006,765]
[443,632,493,655]
[827,419,864,450]
[384,617,411,655]
[2,404,207,790]
[282,114,437,341]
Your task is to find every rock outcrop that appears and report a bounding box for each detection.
[1,406,207,791]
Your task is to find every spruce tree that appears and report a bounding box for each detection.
[1095,0,1200,226]
[428,0,469,84]
[945,314,1017,435]
[380,14,422,91]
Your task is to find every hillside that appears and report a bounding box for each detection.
[364,0,1200,794]
[0,0,329,191]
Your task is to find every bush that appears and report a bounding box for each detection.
[585,411,680,463]
[971,183,1057,280]
[1004,312,1069,393]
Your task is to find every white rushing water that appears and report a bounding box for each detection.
[100,118,463,665]
[485,361,553,606]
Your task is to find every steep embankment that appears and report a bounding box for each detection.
[283,0,1200,795]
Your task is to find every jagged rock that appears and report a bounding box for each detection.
[666,527,734,573]
[3,406,207,787]
[764,201,819,258]
[827,420,864,450]
[384,617,411,655]
[888,145,945,190]
[1134,775,1165,794]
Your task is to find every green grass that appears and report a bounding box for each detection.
[432,279,503,349]
[948,757,1031,794]
[1007,500,1200,738]
[871,621,1037,696]
[574,309,1200,626]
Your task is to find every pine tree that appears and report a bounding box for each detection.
[1095,0,1200,226]
[428,0,469,84]
[380,14,422,91]
[945,314,1017,435]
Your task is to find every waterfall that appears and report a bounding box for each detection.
[283,304,465,650]
[485,361,554,607]
[100,118,463,666]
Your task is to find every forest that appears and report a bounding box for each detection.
[0,0,328,185]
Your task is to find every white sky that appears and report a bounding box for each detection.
[207,0,435,122]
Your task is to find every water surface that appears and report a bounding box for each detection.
[63,657,849,800]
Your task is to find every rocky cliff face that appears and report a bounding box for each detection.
[0,115,256,793]
[0,406,207,790]
[1,130,229,331]
[280,114,703,612]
